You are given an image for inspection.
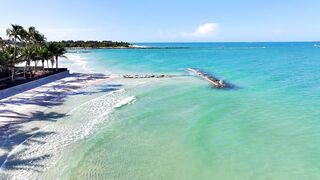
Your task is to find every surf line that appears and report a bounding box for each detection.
[0,89,134,171]
[187,68,227,88]
[0,89,126,170]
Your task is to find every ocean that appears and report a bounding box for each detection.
[8,42,320,179]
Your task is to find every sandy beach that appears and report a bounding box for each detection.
[0,65,177,179]
[0,73,113,173]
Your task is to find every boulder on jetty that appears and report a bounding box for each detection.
[187,68,227,88]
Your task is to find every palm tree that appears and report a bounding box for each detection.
[46,46,54,71]
[20,46,33,78]
[28,27,46,44]
[27,27,46,75]
[47,42,66,71]
[39,45,50,71]
[2,25,67,81]
[47,42,57,71]
[30,46,41,74]
[0,49,9,73]
[27,27,37,43]
[0,46,15,76]
[22,27,33,77]
[6,24,26,80]
[54,44,66,71]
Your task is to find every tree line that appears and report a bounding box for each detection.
[57,40,131,48]
[0,24,131,82]
[0,24,66,81]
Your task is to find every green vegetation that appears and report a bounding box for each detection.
[0,24,131,83]
[57,40,131,48]
[0,24,66,82]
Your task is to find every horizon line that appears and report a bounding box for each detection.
[130,41,320,43]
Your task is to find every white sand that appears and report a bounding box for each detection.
[0,73,113,163]
[0,71,167,179]
[0,73,113,123]
[0,73,139,179]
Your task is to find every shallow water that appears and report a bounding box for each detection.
[5,42,320,179]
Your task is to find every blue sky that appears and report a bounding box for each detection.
[1,0,320,42]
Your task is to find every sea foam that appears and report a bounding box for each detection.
[62,53,91,73]
[0,89,135,179]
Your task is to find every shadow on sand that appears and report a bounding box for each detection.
[0,74,123,173]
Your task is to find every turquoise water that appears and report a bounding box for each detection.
[51,43,320,179]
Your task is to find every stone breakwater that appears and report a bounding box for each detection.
[122,74,176,79]
[187,68,227,88]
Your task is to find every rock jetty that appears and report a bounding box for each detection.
[187,68,227,88]
[122,74,176,79]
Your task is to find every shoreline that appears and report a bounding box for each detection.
[0,71,142,179]
[0,73,113,167]
[0,70,178,178]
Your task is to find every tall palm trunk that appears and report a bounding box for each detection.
[42,60,45,71]
[26,41,31,78]
[55,56,58,71]
[34,61,38,74]
[28,61,32,78]
[11,38,16,81]
[51,58,54,71]
[46,60,49,72]
[24,62,27,79]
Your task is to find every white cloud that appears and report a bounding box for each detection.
[192,23,219,36]
[177,23,220,41]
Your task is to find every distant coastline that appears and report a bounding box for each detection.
[53,40,162,49]
[55,40,131,48]
[66,44,191,50]
[66,45,151,49]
